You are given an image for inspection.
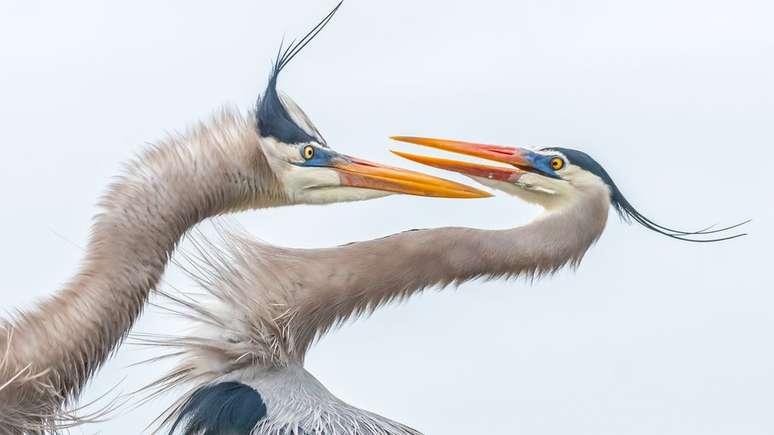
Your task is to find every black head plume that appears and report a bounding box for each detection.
[255,1,342,144]
[546,147,749,242]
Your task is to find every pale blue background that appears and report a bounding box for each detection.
[0,0,772,433]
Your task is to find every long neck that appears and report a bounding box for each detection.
[0,110,284,429]
[139,189,610,434]
[146,188,610,434]
[284,188,610,357]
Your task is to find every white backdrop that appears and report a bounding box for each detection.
[1,0,772,433]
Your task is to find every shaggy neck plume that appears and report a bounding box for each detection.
[285,187,611,356]
[146,184,611,434]
[0,109,284,431]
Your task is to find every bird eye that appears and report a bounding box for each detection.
[550,157,565,171]
[302,145,315,160]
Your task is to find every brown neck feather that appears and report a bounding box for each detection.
[288,190,610,356]
[131,182,612,431]
[0,108,285,431]
[187,187,610,364]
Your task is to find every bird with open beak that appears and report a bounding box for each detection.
[392,136,746,241]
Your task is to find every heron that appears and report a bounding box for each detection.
[0,4,489,432]
[138,138,746,434]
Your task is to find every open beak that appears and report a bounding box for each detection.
[389,136,539,182]
[332,155,491,198]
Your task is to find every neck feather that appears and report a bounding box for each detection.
[289,186,610,353]
[139,185,610,434]
[0,108,285,429]
[144,183,609,376]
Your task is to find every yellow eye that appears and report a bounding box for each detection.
[302,145,315,160]
[550,157,565,171]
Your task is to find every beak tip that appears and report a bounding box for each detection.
[337,155,493,200]
[390,136,421,145]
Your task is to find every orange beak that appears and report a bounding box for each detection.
[332,156,491,199]
[389,136,541,182]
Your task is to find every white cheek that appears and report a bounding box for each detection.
[283,166,341,198]
[470,175,550,207]
[469,174,571,210]
[283,165,392,205]
[469,176,521,195]
[469,174,555,196]
[519,173,559,195]
[259,137,308,184]
[298,187,391,205]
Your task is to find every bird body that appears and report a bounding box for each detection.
[145,135,744,434]
[141,171,611,434]
[0,109,282,431]
[169,365,421,435]
[0,108,479,433]
[0,5,487,430]
[0,2,746,432]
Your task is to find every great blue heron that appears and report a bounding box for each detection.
[139,137,746,434]
[0,4,488,432]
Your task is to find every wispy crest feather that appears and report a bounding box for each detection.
[546,147,749,242]
[135,176,612,433]
[255,1,342,145]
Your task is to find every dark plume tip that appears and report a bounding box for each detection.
[255,1,343,144]
[545,147,749,244]
[618,200,750,243]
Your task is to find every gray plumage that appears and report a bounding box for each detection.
[2,4,483,430]
[139,176,610,434]
[0,24,490,433]
[0,109,289,433]
[141,135,746,434]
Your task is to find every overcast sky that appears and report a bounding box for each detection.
[1,0,772,434]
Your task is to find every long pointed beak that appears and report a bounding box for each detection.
[389,136,537,180]
[391,150,526,182]
[332,156,491,198]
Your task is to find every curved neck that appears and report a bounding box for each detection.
[0,110,285,427]
[285,188,610,357]
[145,188,610,434]
[137,188,610,433]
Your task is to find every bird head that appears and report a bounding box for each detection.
[250,4,487,206]
[391,137,605,209]
[392,136,747,242]
[255,96,487,205]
